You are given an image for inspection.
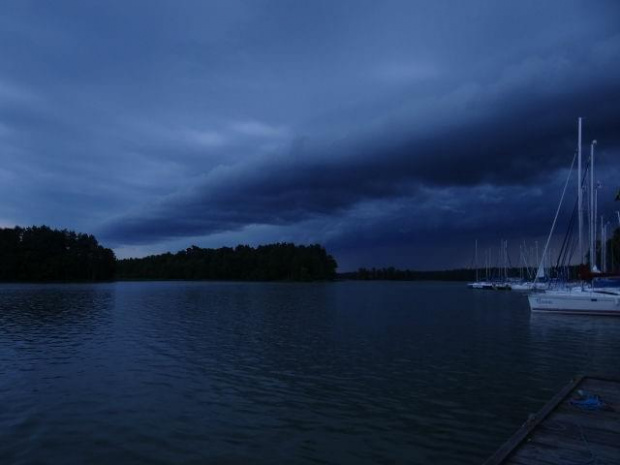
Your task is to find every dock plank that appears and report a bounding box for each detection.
[537,417,620,449]
[529,427,620,463]
[483,375,620,465]
[553,408,620,433]
[506,440,594,465]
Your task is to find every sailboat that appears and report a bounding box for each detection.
[528,118,620,316]
[467,241,501,289]
[510,242,549,291]
[528,278,620,316]
[510,280,548,291]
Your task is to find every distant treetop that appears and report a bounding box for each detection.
[0,225,116,282]
[116,243,338,281]
[0,226,338,283]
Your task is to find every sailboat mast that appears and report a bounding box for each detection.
[595,183,599,267]
[504,240,508,280]
[590,139,597,271]
[577,118,583,262]
[475,239,478,281]
[601,217,606,273]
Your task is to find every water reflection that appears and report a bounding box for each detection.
[0,283,118,465]
[528,312,620,379]
[1,281,619,465]
[529,311,620,337]
[0,283,114,340]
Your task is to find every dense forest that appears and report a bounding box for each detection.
[0,226,116,282]
[117,243,338,281]
[340,267,477,281]
[342,230,620,282]
[339,266,579,282]
[3,223,617,283]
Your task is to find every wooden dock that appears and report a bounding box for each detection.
[484,375,620,465]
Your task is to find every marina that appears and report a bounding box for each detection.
[469,118,620,317]
[524,119,620,316]
[2,2,619,464]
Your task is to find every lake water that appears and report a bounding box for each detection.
[1,281,619,464]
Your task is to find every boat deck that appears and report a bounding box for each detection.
[483,375,620,465]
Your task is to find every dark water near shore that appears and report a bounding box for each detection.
[1,281,619,464]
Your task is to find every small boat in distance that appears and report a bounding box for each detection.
[467,240,490,289]
[467,240,513,290]
[509,280,548,292]
[467,281,494,290]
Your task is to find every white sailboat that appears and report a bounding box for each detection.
[528,118,620,316]
[467,241,506,290]
[528,278,620,316]
[511,281,548,291]
[467,240,493,289]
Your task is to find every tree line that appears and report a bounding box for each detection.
[340,267,476,281]
[340,266,577,282]
[3,223,617,283]
[0,226,338,282]
[341,227,620,282]
[0,226,116,282]
[116,243,338,281]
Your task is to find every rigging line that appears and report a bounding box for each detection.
[557,153,591,268]
[554,152,591,272]
[535,151,577,285]
[557,200,577,270]
[566,237,578,269]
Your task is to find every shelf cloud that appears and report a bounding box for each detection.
[1,1,619,269]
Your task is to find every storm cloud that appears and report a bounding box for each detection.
[1,1,619,269]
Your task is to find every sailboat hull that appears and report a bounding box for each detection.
[528,291,620,316]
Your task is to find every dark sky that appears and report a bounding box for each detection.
[1,1,619,270]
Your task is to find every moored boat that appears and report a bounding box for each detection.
[510,281,548,291]
[528,286,620,316]
[527,119,620,316]
[467,281,494,289]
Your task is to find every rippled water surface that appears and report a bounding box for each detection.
[1,281,619,464]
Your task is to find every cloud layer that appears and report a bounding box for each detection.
[1,1,619,269]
